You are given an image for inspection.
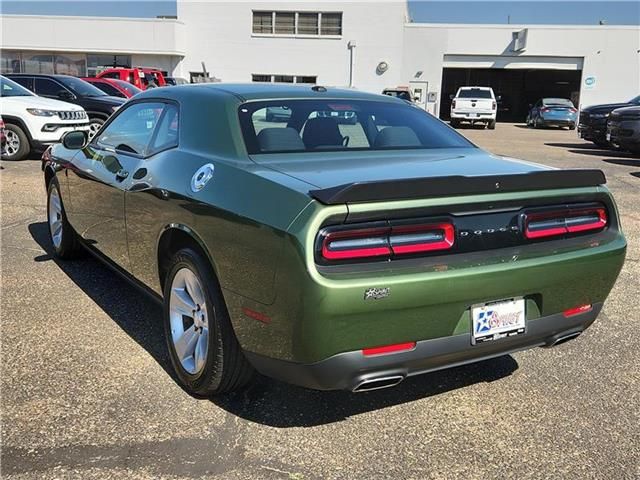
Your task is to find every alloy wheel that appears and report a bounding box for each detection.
[4,130,20,157]
[169,268,209,375]
[48,185,63,249]
[88,122,102,140]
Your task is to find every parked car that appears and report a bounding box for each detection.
[382,87,414,102]
[82,77,142,98]
[97,67,167,90]
[0,75,89,161]
[0,116,6,153]
[265,106,291,122]
[578,95,640,148]
[42,84,626,396]
[6,73,124,139]
[607,106,640,154]
[450,86,497,129]
[165,76,189,86]
[317,109,357,124]
[526,98,578,129]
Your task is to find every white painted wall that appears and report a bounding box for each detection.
[402,23,640,110]
[176,0,408,93]
[0,14,186,56]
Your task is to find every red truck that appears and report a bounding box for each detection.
[96,67,167,90]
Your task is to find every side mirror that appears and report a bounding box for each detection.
[62,130,88,150]
[496,95,502,101]
[449,94,455,100]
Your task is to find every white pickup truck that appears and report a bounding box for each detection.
[450,86,497,129]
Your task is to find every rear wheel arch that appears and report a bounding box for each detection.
[156,225,220,292]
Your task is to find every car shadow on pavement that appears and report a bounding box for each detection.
[545,142,635,160]
[602,158,640,168]
[212,355,518,427]
[29,220,519,427]
[28,221,177,384]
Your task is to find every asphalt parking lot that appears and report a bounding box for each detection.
[2,123,639,479]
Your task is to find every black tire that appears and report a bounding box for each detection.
[568,124,576,130]
[450,119,459,128]
[2,123,30,161]
[46,177,82,259]
[488,120,496,130]
[163,248,254,396]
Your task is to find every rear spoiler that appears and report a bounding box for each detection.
[309,169,606,205]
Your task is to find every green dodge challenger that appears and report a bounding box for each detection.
[43,84,626,395]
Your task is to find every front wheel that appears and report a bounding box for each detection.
[2,123,30,161]
[163,248,254,396]
[47,178,82,258]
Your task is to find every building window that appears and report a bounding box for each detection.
[320,13,342,36]
[0,51,22,74]
[252,11,342,36]
[297,13,319,35]
[252,74,317,84]
[252,11,273,34]
[274,12,295,34]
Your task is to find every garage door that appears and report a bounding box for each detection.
[439,55,583,122]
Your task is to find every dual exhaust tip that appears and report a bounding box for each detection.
[352,374,405,393]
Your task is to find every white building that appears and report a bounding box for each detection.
[1,0,638,120]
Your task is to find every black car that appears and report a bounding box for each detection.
[578,94,640,147]
[6,74,125,139]
[607,106,640,154]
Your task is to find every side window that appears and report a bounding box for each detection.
[102,72,120,79]
[95,82,122,97]
[35,78,66,97]
[149,104,179,153]
[10,76,34,91]
[95,102,164,156]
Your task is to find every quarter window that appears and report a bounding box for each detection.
[150,104,179,153]
[95,102,165,156]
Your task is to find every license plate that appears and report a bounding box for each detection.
[471,298,525,344]
[606,133,611,141]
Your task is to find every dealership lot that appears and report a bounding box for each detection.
[1,124,638,479]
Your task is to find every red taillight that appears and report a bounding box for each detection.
[524,207,607,239]
[362,341,416,356]
[320,222,455,262]
[321,227,391,260]
[563,304,592,317]
[492,101,497,110]
[570,108,578,113]
[452,99,456,109]
[541,107,550,113]
[389,223,455,255]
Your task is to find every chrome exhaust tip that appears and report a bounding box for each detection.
[352,375,405,393]
[549,331,582,347]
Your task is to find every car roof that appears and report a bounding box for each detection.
[458,86,492,90]
[138,83,402,103]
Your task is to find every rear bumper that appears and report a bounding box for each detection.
[451,112,495,121]
[245,303,602,391]
[540,117,576,126]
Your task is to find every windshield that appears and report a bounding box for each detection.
[457,89,492,99]
[113,79,141,96]
[630,95,640,105]
[239,99,474,155]
[543,98,574,107]
[0,76,34,97]
[59,76,107,97]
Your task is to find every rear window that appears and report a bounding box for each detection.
[542,98,574,107]
[457,89,492,99]
[239,99,473,155]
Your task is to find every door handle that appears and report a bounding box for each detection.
[115,169,129,181]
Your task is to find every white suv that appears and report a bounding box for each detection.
[1,75,90,161]
[450,86,497,129]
